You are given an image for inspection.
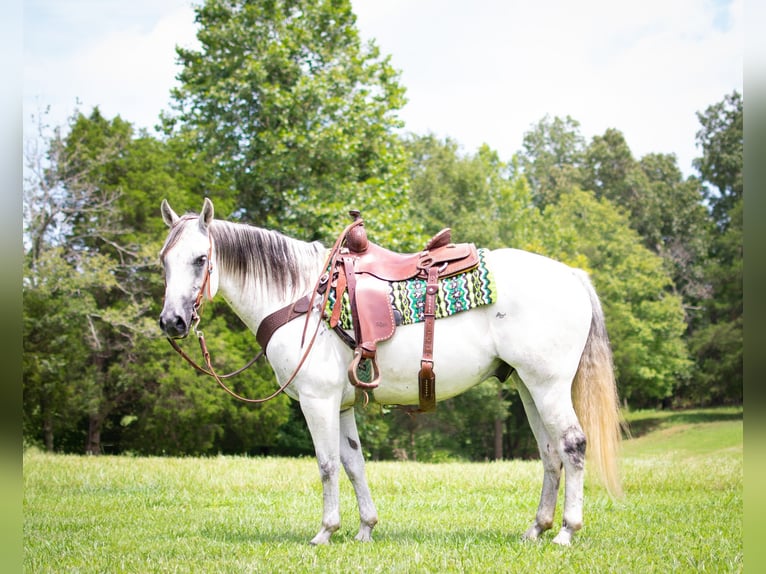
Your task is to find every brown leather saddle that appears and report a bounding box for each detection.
[327,211,480,412]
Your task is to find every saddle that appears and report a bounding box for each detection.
[327,211,480,412]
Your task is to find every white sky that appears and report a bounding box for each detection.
[23,0,743,177]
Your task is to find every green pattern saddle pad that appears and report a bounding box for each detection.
[326,248,497,330]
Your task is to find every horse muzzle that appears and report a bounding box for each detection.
[159,308,193,339]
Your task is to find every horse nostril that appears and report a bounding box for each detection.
[159,313,187,337]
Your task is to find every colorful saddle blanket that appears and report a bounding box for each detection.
[326,248,497,330]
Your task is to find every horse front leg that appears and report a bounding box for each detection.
[300,396,342,545]
[339,407,378,541]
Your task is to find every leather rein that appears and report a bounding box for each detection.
[165,218,362,404]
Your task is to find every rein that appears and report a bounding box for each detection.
[167,316,322,404]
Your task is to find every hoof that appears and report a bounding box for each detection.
[354,531,374,542]
[309,526,337,545]
[552,527,574,546]
[354,518,377,542]
[522,521,550,541]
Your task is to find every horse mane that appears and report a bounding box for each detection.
[209,219,326,300]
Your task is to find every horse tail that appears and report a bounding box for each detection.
[571,270,623,498]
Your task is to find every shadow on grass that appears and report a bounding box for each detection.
[199,523,531,547]
[623,408,742,439]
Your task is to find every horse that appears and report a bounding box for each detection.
[158,198,622,546]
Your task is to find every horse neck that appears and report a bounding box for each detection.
[210,220,327,325]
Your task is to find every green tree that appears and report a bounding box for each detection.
[23,108,147,453]
[22,246,109,451]
[405,134,543,250]
[694,91,743,228]
[541,190,692,405]
[582,130,713,311]
[581,128,652,228]
[517,115,585,207]
[23,108,291,453]
[683,92,743,405]
[636,153,712,309]
[166,0,416,247]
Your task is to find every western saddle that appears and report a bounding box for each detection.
[256,210,481,412]
[325,211,480,412]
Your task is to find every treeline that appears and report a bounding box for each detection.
[22,0,741,461]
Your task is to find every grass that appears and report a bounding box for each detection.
[24,407,742,573]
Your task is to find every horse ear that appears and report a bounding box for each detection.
[199,197,215,232]
[161,199,180,227]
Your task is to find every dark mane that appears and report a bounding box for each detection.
[210,220,326,298]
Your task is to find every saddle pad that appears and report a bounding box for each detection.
[326,248,497,330]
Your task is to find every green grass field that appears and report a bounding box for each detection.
[23,407,742,573]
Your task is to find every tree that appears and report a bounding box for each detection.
[22,246,108,451]
[405,134,543,250]
[23,108,145,453]
[541,190,692,405]
[693,91,743,229]
[582,130,713,311]
[517,115,585,207]
[166,0,417,247]
[581,128,653,229]
[640,154,714,327]
[23,108,291,453]
[683,92,743,405]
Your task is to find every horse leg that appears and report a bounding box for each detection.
[300,396,342,545]
[516,378,562,541]
[339,407,379,541]
[526,381,587,546]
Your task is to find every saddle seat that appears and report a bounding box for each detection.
[348,233,478,282]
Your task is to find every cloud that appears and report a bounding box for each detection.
[24,0,742,178]
[352,0,743,175]
[24,1,198,133]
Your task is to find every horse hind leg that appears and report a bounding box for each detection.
[519,376,587,546]
[516,378,562,541]
[339,407,378,541]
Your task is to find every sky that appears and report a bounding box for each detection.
[23,0,743,177]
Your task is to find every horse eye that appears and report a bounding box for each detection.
[195,255,207,267]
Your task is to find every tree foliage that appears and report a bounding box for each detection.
[405,134,542,250]
[517,114,585,207]
[22,109,290,454]
[693,91,743,228]
[167,0,417,247]
[541,190,692,404]
[683,91,743,404]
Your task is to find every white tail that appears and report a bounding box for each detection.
[572,271,623,498]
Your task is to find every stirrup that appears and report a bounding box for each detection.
[347,348,381,390]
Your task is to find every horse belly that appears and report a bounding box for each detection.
[369,310,500,405]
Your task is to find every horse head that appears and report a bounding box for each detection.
[158,198,220,338]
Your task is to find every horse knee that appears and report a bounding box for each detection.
[561,426,587,470]
[318,458,339,482]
